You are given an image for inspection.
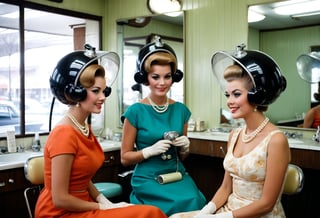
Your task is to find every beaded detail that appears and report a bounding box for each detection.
[241,117,269,143]
[66,112,89,137]
[147,95,169,113]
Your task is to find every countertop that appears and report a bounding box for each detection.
[0,140,121,171]
[188,131,320,151]
[2,132,320,171]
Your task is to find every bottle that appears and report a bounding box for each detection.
[32,132,41,152]
[35,132,41,146]
[188,118,195,132]
[6,130,16,153]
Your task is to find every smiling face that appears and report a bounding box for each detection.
[81,76,106,114]
[225,79,255,120]
[223,65,256,119]
[147,64,173,98]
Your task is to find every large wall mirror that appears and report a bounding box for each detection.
[222,0,320,129]
[117,13,184,120]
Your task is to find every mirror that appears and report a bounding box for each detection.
[117,14,184,120]
[220,0,320,128]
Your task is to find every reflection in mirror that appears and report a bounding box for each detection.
[117,14,184,118]
[219,0,320,129]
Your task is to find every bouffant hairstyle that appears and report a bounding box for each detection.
[79,64,105,88]
[64,64,105,105]
[224,65,268,112]
[144,52,177,75]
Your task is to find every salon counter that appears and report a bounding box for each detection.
[187,131,320,170]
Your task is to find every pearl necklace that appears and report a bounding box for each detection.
[241,117,269,143]
[66,112,89,137]
[147,95,169,113]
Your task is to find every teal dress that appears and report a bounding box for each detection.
[123,102,206,216]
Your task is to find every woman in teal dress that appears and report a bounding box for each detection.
[121,36,206,216]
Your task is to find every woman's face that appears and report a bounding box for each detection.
[81,76,106,114]
[147,64,173,97]
[225,79,255,119]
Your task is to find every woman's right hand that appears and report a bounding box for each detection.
[142,139,172,159]
[97,194,132,210]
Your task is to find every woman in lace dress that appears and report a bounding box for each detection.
[170,46,290,218]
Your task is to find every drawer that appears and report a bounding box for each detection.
[0,168,27,193]
[190,139,227,158]
[103,150,120,166]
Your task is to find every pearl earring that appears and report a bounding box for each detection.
[254,107,257,112]
[76,102,80,107]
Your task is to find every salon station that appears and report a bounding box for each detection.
[0,0,320,217]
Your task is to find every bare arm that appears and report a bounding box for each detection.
[121,118,145,166]
[208,131,234,208]
[51,154,99,211]
[303,108,314,128]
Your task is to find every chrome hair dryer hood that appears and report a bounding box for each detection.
[296,51,320,83]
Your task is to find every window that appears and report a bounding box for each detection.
[0,1,102,137]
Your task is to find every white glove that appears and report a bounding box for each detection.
[172,136,190,154]
[96,193,112,210]
[142,139,172,159]
[197,201,216,215]
[195,211,233,218]
[97,194,132,210]
[172,135,190,147]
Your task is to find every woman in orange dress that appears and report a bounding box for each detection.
[35,45,167,218]
[303,90,320,128]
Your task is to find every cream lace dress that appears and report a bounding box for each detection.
[169,128,286,218]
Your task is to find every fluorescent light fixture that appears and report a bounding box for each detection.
[274,0,320,16]
[248,9,265,23]
[291,11,320,18]
[148,0,182,15]
[165,11,183,17]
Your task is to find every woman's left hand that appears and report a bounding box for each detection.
[173,136,190,156]
[172,136,190,147]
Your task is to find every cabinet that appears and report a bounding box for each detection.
[0,150,123,218]
[92,150,121,183]
[189,138,227,158]
[0,168,29,218]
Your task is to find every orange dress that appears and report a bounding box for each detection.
[35,125,166,218]
[312,108,320,128]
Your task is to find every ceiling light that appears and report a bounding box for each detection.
[165,11,183,17]
[148,0,182,15]
[273,0,320,16]
[248,9,265,23]
[291,11,320,18]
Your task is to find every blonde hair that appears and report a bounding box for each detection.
[144,52,177,74]
[79,64,105,88]
[224,65,268,112]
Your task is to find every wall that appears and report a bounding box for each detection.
[259,26,320,123]
[27,0,105,16]
[104,0,251,129]
[25,0,281,130]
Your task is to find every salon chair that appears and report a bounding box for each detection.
[94,169,134,202]
[283,164,304,195]
[94,182,123,200]
[24,156,44,218]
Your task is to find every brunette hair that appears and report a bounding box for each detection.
[224,65,268,112]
